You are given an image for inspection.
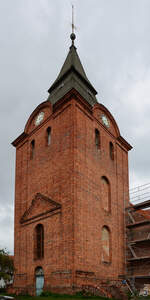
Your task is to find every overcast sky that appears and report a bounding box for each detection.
[1,0,150,254]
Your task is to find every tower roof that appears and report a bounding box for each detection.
[48,36,98,106]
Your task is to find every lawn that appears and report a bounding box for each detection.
[0,294,117,300]
[13,295,150,300]
[14,296,116,300]
[2,293,150,300]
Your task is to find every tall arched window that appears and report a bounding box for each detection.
[95,129,100,149]
[46,127,51,146]
[109,142,114,160]
[34,224,44,259]
[101,226,111,263]
[30,140,35,159]
[101,176,111,212]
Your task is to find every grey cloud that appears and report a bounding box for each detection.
[1,0,150,253]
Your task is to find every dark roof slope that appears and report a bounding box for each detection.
[47,41,97,106]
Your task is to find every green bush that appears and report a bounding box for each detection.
[40,291,52,297]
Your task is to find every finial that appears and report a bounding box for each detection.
[70,4,76,45]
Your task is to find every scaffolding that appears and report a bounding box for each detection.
[126,183,150,289]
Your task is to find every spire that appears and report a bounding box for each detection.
[47,7,97,107]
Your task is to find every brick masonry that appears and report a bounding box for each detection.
[12,89,131,295]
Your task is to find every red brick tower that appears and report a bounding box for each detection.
[12,33,132,295]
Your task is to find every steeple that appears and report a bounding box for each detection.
[47,34,98,106]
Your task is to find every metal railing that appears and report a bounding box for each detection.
[130,182,150,205]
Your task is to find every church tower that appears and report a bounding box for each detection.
[12,33,132,295]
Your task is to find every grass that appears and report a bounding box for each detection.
[0,293,117,300]
[15,296,115,300]
[14,295,150,300]
[2,292,150,300]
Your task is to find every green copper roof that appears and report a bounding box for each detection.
[48,40,98,106]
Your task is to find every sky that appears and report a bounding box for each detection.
[1,0,150,254]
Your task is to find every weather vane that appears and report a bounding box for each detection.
[70,4,76,45]
[72,4,75,34]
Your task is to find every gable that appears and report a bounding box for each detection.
[20,193,61,224]
[24,101,52,134]
[93,103,120,138]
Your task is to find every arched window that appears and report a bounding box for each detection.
[101,226,111,263]
[30,140,35,159]
[34,224,44,259]
[46,127,51,146]
[95,129,100,149]
[101,176,111,212]
[109,142,114,160]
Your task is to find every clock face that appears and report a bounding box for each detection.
[101,114,110,128]
[35,112,44,126]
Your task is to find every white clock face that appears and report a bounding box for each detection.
[35,112,44,126]
[101,114,109,128]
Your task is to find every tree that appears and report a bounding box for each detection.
[0,249,14,285]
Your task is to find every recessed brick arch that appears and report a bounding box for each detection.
[34,224,44,260]
[101,226,111,263]
[101,176,111,212]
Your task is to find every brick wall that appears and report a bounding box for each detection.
[12,90,131,294]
